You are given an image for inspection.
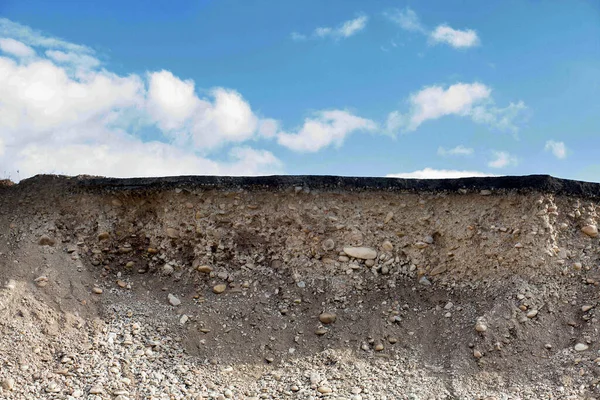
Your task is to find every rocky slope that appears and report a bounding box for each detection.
[1,174,600,399]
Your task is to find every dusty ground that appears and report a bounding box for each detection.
[1,174,600,399]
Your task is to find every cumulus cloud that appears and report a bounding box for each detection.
[277,110,377,152]
[387,168,492,179]
[385,8,480,49]
[0,38,36,58]
[544,140,567,159]
[488,151,517,168]
[0,19,283,180]
[293,15,368,41]
[429,25,479,48]
[386,82,526,133]
[437,145,474,156]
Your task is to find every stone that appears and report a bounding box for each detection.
[582,225,598,238]
[415,241,428,249]
[163,264,174,275]
[89,385,103,394]
[34,276,48,287]
[526,309,538,318]
[318,386,333,394]
[213,284,227,294]
[197,265,213,274]
[388,337,398,344]
[38,235,55,246]
[92,287,103,294]
[575,343,589,352]
[475,321,487,332]
[319,312,337,324]
[343,247,377,260]
[480,190,492,196]
[97,232,110,240]
[165,227,179,239]
[322,238,335,251]
[582,305,594,312]
[1,377,15,391]
[147,247,159,254]
[168,293,181,306]
[116,280,127,288]
[418,276,431,286]
[384,211,394,224]
[473,349,483,358]
[374,342,384,351]
[382,240,394,252]
[315,328,328,336]
[180,314,189,325]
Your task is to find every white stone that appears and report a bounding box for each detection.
[343,247,377,260]
[168,293,181,306]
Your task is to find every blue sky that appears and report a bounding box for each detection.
[0,0,599,181]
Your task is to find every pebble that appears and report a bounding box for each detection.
[582,305,594,312]
[318,386,333,394]
[414,241,428,249]
[4,279,16,290]
[117,280,127,288]
[89,385,103,394]
[574,343,589,352]
[197,265,213,274]
[582,225,598,238]
[374,343,384,351]
[165,227,179,239]
[38,235,55,246]
[475,321,487,332]
[319,312,337,324]
[163,264,174,275]
[34,276,48,287]
[168,293,181,306]
[315,328,328,336]
[342,247,377,260]
[322,238,335,251]
[213,284,227,294]
[418,276,431,286]
[526,309,538,318]
[92,287,103,294]
[473,350,483,358]
[1,377,15,391]
[382,240,393,252]
[97,232,110,240]
[180,314,189,324]
[384,211,394,224]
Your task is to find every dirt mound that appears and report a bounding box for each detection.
[1,174,600,399]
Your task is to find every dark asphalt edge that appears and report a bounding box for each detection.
[5,174,600,198]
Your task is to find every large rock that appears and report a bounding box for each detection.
[343,246,377,260]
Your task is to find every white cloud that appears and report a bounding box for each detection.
[290,32,307,41]
[544,140,567,159]
[258,118,279,138]
[0,18,93,54]
[384,8,425,33]
[385,9,479,50]
[429,25,479,48]
[338,16,369,38]
[294,16,368,41]
[277,110,377,152]
[0,38,36,58]
[147,70,202,131]
[0,18,284,180]
[488,151,517,168]
[45,50,100,70]
[387,168,492,179]
[437,145,474,156]
[387,82,526,133]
